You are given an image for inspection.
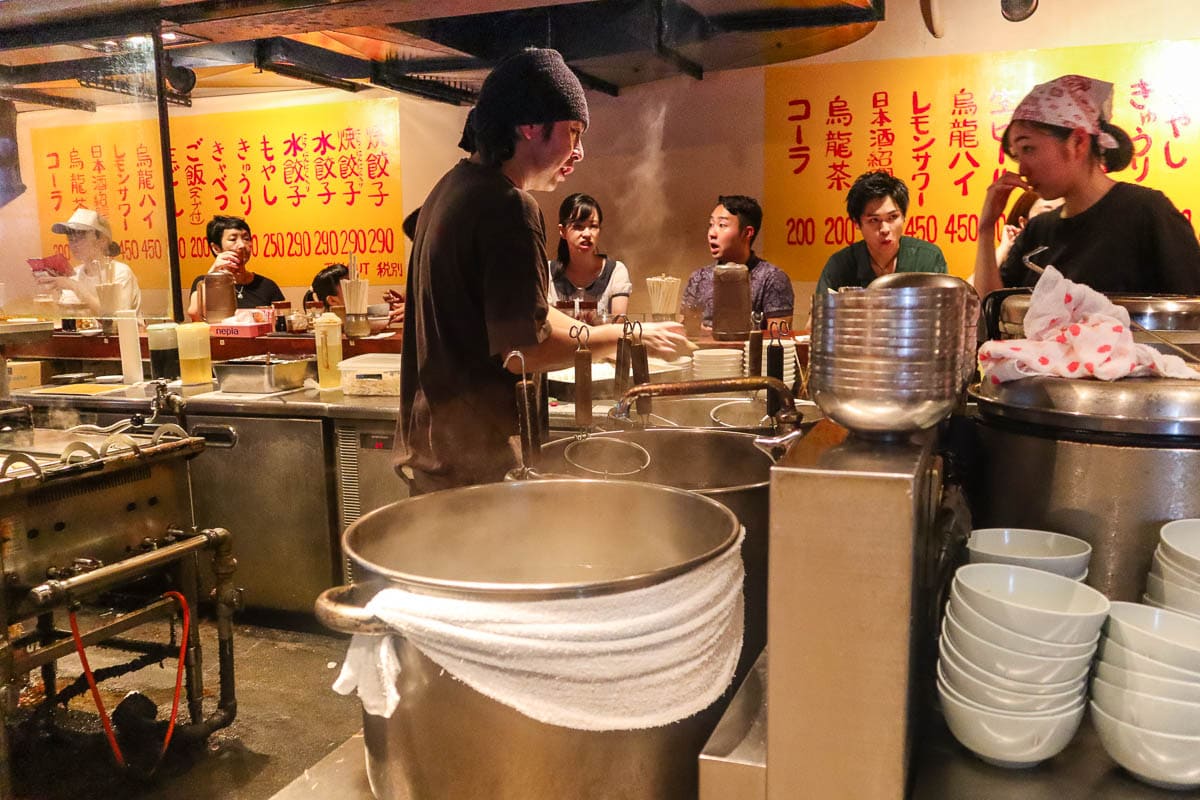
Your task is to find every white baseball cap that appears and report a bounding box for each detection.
[52,207,112,237]
[52,208,120,256]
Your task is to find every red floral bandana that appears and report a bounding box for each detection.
[1010,74,1119,151]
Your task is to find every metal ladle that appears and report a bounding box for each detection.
[1022,246,1200,367]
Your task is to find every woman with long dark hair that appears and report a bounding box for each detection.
[546,193,632,322]
[973,74,1200,295]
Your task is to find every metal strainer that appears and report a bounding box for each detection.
[562,435,652,477]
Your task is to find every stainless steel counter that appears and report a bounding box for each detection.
[272,698,1166,800]
[15,383,401,422]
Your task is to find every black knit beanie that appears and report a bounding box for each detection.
[468,48,588,149]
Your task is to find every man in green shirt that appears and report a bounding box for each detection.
[814,171,948,296]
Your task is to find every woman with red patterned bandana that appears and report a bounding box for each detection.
[972,74,1200,297]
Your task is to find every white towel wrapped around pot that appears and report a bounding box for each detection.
[979,266,1200,383]
[334,529,744,731]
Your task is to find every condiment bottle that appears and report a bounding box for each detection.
[177,321,213,386]
[272,301,291,333]
[313,312,343,390]
[147,322,181,380]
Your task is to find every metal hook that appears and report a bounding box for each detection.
[503,350,527,375]
[630,320,643,343]
[569,324,590,348]
[768,320,791,345]
[622,319,636,339]
[1022,245,1050,275]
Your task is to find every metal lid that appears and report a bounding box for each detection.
[999,294,1200,331]
[971,376,1200,436]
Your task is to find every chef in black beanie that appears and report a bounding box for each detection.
[396,47,685,494]
[458,47,589,162]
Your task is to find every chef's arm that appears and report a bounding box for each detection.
[505,307,687,374]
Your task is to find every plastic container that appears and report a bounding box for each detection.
[176,321,213,385]
[146,322,180,380]
[712,262,751,341]
[337,353,402,396]
[115,311,144,384]
[314,312,343,390]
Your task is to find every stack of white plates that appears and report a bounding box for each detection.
[743,338,796,385]
[1091,602,1200,790]
[1145,520,1200,618]
[937,563,1108,768]
[692,348,744,380]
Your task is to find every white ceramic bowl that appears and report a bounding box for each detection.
[1094,661,1200,704]
[953,564,1110,645]
[1099,637,1200,683]
[948,585,1099,658]
[939,636,1084,696]
[942,613,1093,684]
[1143,592,1200,622]
[1091,700,1200,790]
[1160,519,1200,576]
[937,658,1084,713]
[1092,678,1200,736]
[1105,601,1200,672]
[1147,572,1200,619]
[938,681,1085,768]
[1157,543,1200,580]
[967,528,1091,578]
[1153,550,1200,592]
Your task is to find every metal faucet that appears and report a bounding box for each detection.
[610,375,799,425]
[148,379,188,430]
[609,376,814,461]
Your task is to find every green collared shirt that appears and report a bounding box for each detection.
[814,236,948,296]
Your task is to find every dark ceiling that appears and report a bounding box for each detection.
[0,0,883,111]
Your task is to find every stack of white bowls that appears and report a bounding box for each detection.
[1091,601,1200,790]
[1146,519,1200,619]
[743,338,796,385]
[692,348,744,380]
[808,286,965,435]
[937,563,1109,767]
[967,528,1091,582]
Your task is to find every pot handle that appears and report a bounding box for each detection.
[980,287,1031,341]
[315,584,392,636]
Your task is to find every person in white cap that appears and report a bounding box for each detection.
[45,208,142,314]
[973,74,1200,296]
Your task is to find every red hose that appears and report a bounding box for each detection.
[68,609,125,768]
[67,590,192,770]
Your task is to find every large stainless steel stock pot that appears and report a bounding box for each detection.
[317,478,741,800]
[970,376,1200,601]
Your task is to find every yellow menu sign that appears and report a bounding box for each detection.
[764,39,1200,281]
[30,97,405,291]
